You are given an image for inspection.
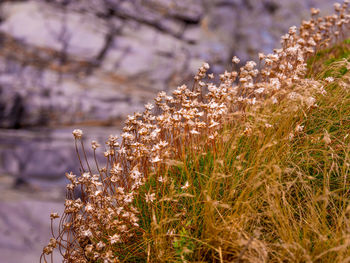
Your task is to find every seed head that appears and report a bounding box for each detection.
[50,212,59,220]
[232,56,240,64]
[91,140,100,150]
[72,129,83,139]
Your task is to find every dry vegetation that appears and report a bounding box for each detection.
[41,2,350,262]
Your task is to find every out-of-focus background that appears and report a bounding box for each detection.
[0,0,335,262]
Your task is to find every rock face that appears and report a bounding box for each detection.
[0,0,334,129]
[0,199,63,263]
[0,174,64,263]
[0,126,121,180]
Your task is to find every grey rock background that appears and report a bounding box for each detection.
[0,0,337,262]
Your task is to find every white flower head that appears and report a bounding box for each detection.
[306,97,316,108]
[209,121,220,129]
[112,163,123,175]
[334,2,342,11]
[289,26,297,35]
[50,213,59,219]
[96,241,105,250]
[82,172,91,179]
[258,53,265,60]
[158,176,166,183]
[181,181,190,190]
[91,140,100,150]
[145,103,154,111]
[295,125,304,132]
[72,129,83,139]
[130,168,142,180]
[151,156,162,163]
[82,229,93,237]
[190,129,200,135]
[110,234,121,244]
[325,77,334,83]
[65,172,76,181]
[85,204,93,212]
[255,87,265,94]
[249,97,257,105]
[202,62,210,70]
[145,192,156,203]
[232,56,240,64]
[270,78,281,90]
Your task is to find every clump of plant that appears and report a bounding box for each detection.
[41,2,350,262]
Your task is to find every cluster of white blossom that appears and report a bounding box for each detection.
[41,2,350,262]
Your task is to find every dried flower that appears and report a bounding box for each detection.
[145,192,156,203]
[109,234,121,244]
[334,3,342,12]
[91,140,100,149]
[190,129,200,135]
[145,103,154,111]
[72,129,83,139]
[311,8,320,16]
[158,176,166,183]
[232,56,240,64]
[50,213,59,220]
[181,181,190,190]
[255,87,265,94]
[65,172,76,182]
[295,125,304,132]
[325,77,335,83]
[151,156,162,163]
[202,62,210,70]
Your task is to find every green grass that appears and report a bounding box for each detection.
[307,40,350,78]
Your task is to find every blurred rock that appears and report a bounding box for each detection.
[0,174,64,263]
[0,126,121,178]
[0,64,146,128]
[0,2,105,60]
[0,0,335,128]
